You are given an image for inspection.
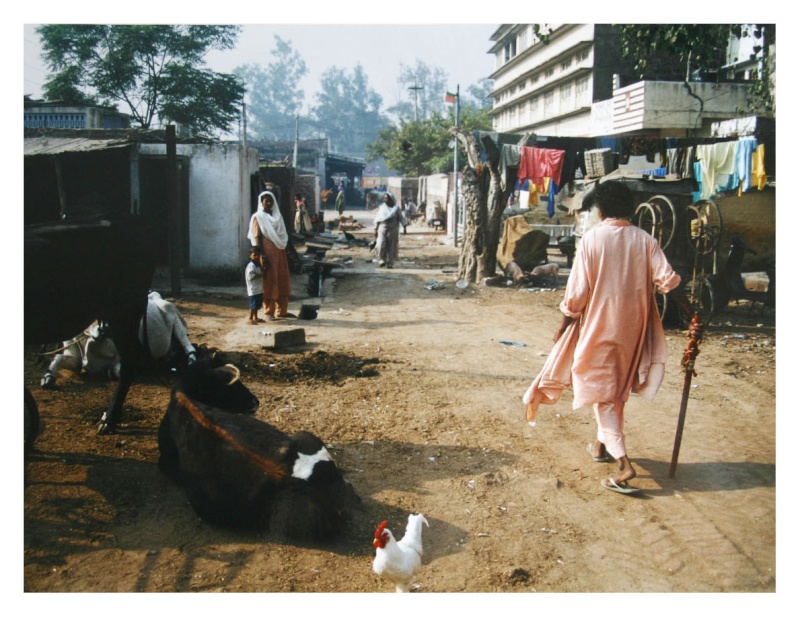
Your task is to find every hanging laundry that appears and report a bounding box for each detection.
[695,141,737,200]
[499,144,522,192]
[518,147,565,217]
[732,137,761,196]
[751,143,768,191]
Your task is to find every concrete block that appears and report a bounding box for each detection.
[264,327,306,349]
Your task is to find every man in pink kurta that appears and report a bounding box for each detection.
[523,180,683,494]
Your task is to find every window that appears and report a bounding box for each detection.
[544,67,554,78]
[561,84,572,100]
[544,91,554,110]
[576,76,589,94]
[504,39,517,63]
[517,28,529,49]
[561,59,572,71]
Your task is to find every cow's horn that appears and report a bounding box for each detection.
[224,364,240,385]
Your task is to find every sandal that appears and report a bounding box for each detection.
[601,477,641,495]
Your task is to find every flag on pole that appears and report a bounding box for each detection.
[445,91,457,104]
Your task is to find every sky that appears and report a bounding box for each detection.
[22,20,498,116]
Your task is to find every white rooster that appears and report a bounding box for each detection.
[372,513,429,592]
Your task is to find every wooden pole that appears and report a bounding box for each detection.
[669,312,704,478]
[167,125,181,297]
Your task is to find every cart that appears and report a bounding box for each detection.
[618,177,724,325]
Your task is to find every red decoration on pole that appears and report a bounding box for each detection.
[669,312,705,478]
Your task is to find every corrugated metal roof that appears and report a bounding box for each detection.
[24,135,133,157]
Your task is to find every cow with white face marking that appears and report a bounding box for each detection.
[157,358,362,541]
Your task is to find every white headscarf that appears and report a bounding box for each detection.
[374,193,400,225]
[248,191,288,250]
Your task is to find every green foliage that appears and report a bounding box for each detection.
[464,79,494,110]
[37,24,245,134]
[367,106,492,176]
[235,36,308,140]
[617,24,774,112]
[310,65,390,157]
[618,24,731,80]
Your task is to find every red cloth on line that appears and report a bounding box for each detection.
[517,147,566,186]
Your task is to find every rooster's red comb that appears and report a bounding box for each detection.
[374,520,388,539]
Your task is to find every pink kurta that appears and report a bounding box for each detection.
[523,218,681,422]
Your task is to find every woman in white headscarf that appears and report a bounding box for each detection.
[247,190,294,320]
[373,193,403,268]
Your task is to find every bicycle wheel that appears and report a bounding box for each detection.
[635,201,658,238]
[648,195,677,250]
[686,200,723,256]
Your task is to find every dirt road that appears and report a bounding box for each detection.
[23,210,778,603]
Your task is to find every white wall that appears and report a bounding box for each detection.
[139,142,260,271]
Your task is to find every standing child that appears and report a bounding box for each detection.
[245,246,265,324]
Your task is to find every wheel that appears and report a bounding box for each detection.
[24,388,40,454]
[648,195,677,250]
[635,195,677,251]
[635,201,658,237]
[686,200,723,255]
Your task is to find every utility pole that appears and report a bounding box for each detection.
[453,85,460,247]
[293,114,299,168]
[166,125,181,297]
[408,78,424,122]
[241,101,247,147]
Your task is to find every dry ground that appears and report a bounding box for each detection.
[22,212,780,608]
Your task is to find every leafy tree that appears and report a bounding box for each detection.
[37,25,245,135]
[464,78,494,111]
[388,60,449,122]
[617,24,774,111]
[618,24,731,81]
[235,36,308,140]
[367,105,492,176]
[310,65,390,157]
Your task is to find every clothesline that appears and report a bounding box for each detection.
[485,133,769,216]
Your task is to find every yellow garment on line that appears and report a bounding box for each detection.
[737,143,767,196]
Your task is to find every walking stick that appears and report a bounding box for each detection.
[669,311,705,478]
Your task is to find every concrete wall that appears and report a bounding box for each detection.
[140,142,260,272]
[386,177,418,204]
[614,81,753,134]
[294,174,320,217]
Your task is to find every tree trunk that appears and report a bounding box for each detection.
[456,165,488,282]
[453,129,514,284]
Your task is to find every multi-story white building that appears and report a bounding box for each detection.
[488,24,619,137]
[488,24,772,139]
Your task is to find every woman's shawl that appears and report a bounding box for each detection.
[248,191,288,250]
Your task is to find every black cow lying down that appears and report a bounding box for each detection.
[158,358,362,541]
